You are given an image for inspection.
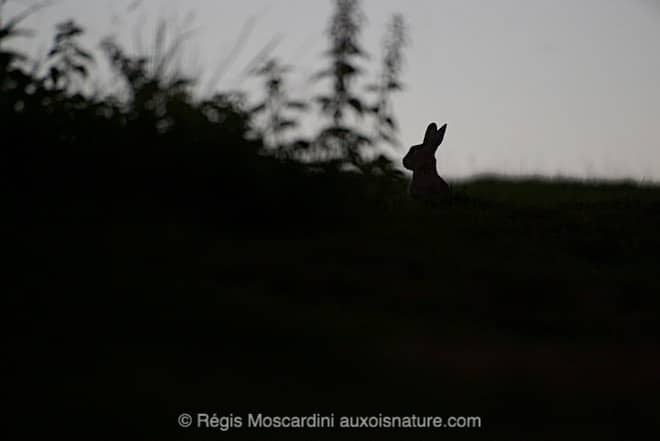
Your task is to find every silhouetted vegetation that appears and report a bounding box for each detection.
[6,1,660,440]
[3,0,410,230]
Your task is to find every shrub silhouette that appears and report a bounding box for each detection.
[309,1,408,172]
[3,0,411,231]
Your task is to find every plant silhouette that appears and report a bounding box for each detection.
[402,122,450,201]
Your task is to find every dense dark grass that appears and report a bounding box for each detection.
[9,176,660,440]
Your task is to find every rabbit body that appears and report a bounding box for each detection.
[402,122,450,200]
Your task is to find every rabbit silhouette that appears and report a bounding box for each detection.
[402,122,450,201]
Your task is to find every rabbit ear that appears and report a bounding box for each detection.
[423,123,438,145]
[435,123,447,145]
[428,123,447,152]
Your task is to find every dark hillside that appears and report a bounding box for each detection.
[4,3,660,439]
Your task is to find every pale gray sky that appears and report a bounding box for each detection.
[6,0,660,181]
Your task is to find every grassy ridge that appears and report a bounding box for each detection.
[11,177,660,440]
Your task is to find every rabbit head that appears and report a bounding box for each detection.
[402,122,447,172]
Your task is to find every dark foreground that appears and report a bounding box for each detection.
[9,177,660,440]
